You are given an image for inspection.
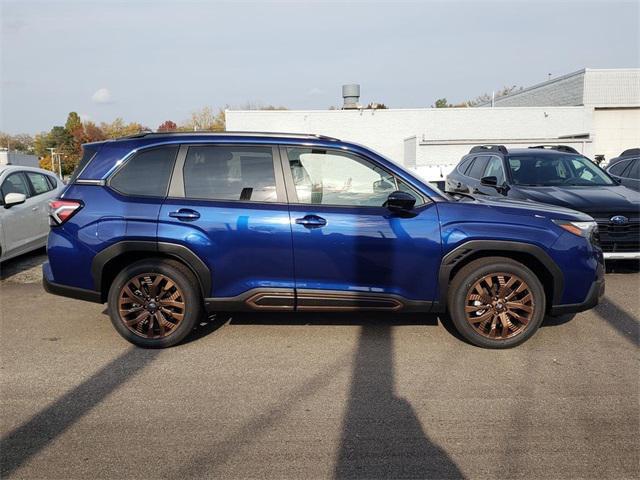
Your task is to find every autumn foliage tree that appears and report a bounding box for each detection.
[157,120,177,132]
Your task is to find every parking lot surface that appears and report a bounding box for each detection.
[1,252,638,479]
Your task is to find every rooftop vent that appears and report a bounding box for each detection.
[342,84,360,110]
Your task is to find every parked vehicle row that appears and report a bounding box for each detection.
[0,165,64,262]
[43,132,605,349]
[445,145,640,260]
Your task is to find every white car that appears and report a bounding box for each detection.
[0,165,65,262]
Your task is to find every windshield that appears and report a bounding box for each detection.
[507,154,615,186]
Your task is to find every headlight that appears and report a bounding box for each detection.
[552,219,598,238]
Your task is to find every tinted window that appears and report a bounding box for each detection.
[483,156,505,184]
[1,173,30,201]
[458,157,473,174]
[70,146,99,182]
[608,160,631,176]
[627,159,639,179]
[110,146,178,197]
[508,154,614,186]
[286,148,422,207]
[183,146,277,202]
[26,172,53,195]
[467,156,489,179]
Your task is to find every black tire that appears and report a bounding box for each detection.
[107,258,203,348]
[447,256,546,349]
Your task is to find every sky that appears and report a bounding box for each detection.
[1,0,639,134]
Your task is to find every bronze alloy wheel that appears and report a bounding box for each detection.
[465,272,534,340]
[118,273,186,339]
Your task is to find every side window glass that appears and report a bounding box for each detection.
[627,159,640,179]
[110,146,178,197]
[183,146,277,202]
[1,173,30,200]
[26,172,52,195]
[467,156,489,179]
[483,156,505,184]
[458,157,473,175]
[287,148,399,207]
[608,160,629,176]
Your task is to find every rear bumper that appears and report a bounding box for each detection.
[42,262,102,304]
[550,263,605,316]
[603,251,640,260]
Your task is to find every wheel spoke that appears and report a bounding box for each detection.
[125,310,150,327]
[117,273,186,339]
[465,304,488,313]
[468,310,493,324]
[506,301,533,313]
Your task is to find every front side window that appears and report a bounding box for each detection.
[110,146,178,197]
[1,173,30,201]
[183,145,277,202]
[483,156,505,184]
[507,154,615,186]
[26,172,53,195]
[286,148,422,207]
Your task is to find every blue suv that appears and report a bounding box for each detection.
[43,132,604,349]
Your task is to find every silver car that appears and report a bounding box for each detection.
[0,165,65,262]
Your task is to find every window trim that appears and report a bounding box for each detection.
[106,145,179,198]
[278,145,429,208]
[168,143,287,204]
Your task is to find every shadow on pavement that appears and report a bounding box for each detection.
[594,296,639,347]
[334,324,463,479]
[0,347,160,478]
[0,248,46,282]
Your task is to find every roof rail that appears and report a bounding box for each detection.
[528,145,579,154]
[620,148,640,157]
[469,145,508,155]
[117,131,340,141]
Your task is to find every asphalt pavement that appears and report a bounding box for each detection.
[1,251,638,479]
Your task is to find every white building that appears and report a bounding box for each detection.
[226,68,639,183]
[0,149,39,168]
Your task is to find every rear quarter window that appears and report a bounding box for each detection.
[110,146,178,197]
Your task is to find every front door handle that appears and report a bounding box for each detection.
[169,209,200,221]
[295,215,327,228]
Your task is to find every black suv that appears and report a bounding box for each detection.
[606,148,640,192]
[446,145,640,260]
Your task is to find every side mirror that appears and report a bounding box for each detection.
[384,191,416,213]
[480,176,498,187]
[4,192,26,209]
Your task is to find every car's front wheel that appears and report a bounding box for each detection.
[107,259,202,348]
[447,257,546,348]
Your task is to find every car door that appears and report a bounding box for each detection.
[0,171,37,256]
[24,171,57,241]
[159,144,295,303]
[281,146,441,307]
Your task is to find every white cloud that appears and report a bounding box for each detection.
[91,88,113,104]
[307,87,324,96]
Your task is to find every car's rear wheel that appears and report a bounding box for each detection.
[447,257,545,348]
[108,259,202,348]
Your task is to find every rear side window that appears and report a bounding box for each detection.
[183,145,277,202]
[608,160,629,176]
[467,156,490,179]
[457,157,474,174]
[70,146,99,183]
[627,159,639,179]
[110,146,178,197]
[26,172,54,195]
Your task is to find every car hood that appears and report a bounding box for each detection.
[458,194,592,221]
[511,185,640,214]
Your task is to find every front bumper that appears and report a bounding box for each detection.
[550,261,605,316]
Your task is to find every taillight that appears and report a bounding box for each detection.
[48,199,83,226]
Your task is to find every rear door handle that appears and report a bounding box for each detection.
[295,215,327,228]
[169,209,200,221]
